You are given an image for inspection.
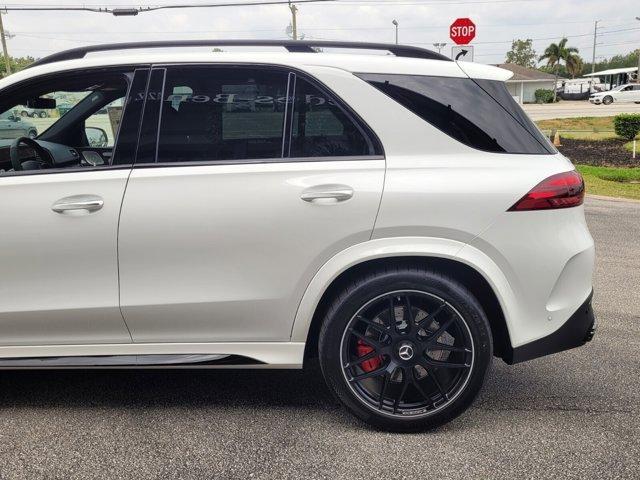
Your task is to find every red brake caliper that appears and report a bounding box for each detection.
[356,339,382,372]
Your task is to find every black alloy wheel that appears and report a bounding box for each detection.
[318,267,492,432]
[340,290,474,418]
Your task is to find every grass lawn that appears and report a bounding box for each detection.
[535,116,636,141]
[577,165,640,200]
[536,116,615,132]
[534,117,640,200]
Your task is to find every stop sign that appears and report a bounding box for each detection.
[450,18,476,45]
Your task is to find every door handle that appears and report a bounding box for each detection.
[52,194,104,215]
[300,185,354,203]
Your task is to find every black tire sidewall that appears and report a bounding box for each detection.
[318,268,493,432]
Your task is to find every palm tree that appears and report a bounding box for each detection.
[566,55,584,79]
[539,38,579,101]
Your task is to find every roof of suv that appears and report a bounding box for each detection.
[0,40,513,91]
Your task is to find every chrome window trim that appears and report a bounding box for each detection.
[0,164,133,178]
[132,155,385,169]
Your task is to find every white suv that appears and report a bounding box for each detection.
[0,40,595,431]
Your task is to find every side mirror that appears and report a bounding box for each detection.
[85,126,108,148]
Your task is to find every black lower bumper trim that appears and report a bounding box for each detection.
[505,291,595,364]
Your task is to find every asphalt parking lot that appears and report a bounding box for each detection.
[0,196,638,479]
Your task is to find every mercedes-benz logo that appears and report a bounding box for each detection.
[398,344,414,361]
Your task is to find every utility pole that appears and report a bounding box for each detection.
[636,17,640,83]
[289,1,298,41]
[392,19,398,44]
[591,20,598,75]
[0,10,11,75]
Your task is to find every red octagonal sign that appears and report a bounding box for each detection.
[450,18,476,45]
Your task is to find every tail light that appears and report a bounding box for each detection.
[509,170,584,211]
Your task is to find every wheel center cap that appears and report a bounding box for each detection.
[398,342,415,361]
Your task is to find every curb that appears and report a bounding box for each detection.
[587,194,640,204]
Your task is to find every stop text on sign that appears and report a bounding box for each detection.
[449,18,476,45]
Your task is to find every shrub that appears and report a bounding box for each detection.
[614,114,640,141]
[534,89,555,104]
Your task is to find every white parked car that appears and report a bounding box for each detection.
[0,40,595,431]
[589,83,640,105]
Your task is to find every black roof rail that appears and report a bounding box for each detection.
[28,39,451,68]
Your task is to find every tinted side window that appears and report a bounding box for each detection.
[358,74,553,154]
[290,77,376,158]
[157,67,288,163]
[472,78,555,154]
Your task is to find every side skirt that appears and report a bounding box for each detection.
[0,342,305,369]
[0,354,260,369]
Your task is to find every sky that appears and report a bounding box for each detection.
[1,0,639,65]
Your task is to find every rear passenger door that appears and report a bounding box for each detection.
[117,65,385,343]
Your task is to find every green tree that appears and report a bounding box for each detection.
[505,39,537,68]
[566,54,584,79]
[0,55,35,78]
[539,38,579,101]
[582,49,639,77]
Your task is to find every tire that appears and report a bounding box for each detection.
[39,111,47,118]
[20,110,29,117]
[318,267,492,432]
[602,95,613,105]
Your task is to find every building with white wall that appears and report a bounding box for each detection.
[495,63,557,104]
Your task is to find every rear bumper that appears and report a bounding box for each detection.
[505,291,596,364]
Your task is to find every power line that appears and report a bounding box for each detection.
[0,0,331,14]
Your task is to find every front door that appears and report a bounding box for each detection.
[118,65,385,343]
[0,68,148,346]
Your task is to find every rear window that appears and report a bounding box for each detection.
[358,73,554,154]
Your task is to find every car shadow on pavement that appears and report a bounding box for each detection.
[0,347,608,430]
[0,364,337,410]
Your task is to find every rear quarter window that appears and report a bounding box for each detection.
[358,73,554,155]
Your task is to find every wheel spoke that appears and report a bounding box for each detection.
[427,343,471,354]
[386,296,395,328]
[403,295,413,332]
[349,364,388,382]
[422,356,470,369]
[419,363,447,399]
[345,349,381,368]
[348,329,383,350]
[425,316,455,343]
[355,315,388,334]
[378,373,390,409]
[417,301,447,328]
[393,369,410,414]
[411,371,436,406]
